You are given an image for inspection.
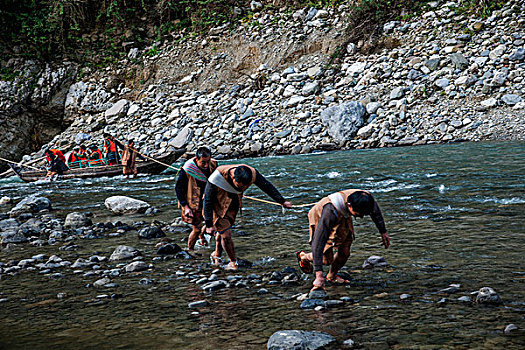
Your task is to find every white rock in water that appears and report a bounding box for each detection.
[0,196,12,205]
[109,245,141,261]
[64,212,92,228]
[104,196,150,214]
[125,261,148,272]
[362,255,387,269]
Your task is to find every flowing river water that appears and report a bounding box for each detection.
[0,141,524,349]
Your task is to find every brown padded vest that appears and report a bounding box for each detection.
[185,158,217,210]
[212,164,256,226]
[308,189,369,251]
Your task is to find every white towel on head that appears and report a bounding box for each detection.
[328,192,349,218]
[208,170,241,194]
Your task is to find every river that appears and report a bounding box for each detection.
[0,141,524,349]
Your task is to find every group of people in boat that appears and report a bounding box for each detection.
[45,134,143,179]
[175,146,391,292]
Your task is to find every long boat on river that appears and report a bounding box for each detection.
[9,149,185,183]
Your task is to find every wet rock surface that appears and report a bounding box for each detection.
[104,196,150,215]
[267,330,336,350]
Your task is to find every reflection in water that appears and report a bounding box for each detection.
[0,142,524,349]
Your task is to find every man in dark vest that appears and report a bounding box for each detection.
[203,164,292,270]
[297,189,390,291]
[176,146,218,251]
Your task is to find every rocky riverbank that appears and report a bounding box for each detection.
[1,1,523,168]
[1,194,521,348]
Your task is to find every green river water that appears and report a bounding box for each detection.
[0,141,524,349]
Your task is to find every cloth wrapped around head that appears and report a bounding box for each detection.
[183,159,208,182]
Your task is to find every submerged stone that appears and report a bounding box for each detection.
[267,330,336,350]
[474,287,502,305]
[300,298,326,309]
[362,255,387,269]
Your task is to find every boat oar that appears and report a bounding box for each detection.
[0,156,43,172]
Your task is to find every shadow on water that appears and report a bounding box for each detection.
[0,141,524,349]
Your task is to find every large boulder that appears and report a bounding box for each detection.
[109,245,141,261]
[9,195,51,218]
[64,212,93,228]
[0,218,25,244]
[267,330,336,350]
[18,218,43,237]
[104,99,129,121]
[104,196,150,215]
[321,102,366,142]
[0,218,19,232]
[1,231,29,244]
[169,124,193,149]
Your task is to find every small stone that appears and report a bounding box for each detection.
[457,296,471,303]
[125,261,148,272]
[343,338,355,348]
[188,300,209,308]
[300,298,326,309]
[481,98,498,108]
[474,287,502,305]
[109,245,140,261]
[501,94,522,106]
[362,255,387,269]
[137,226,165,239]
[390,87,405,100]
[308,289,328,299]
[504,324,518,334]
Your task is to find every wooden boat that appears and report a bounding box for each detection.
[9,148,186,183]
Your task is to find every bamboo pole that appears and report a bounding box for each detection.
[0,143,74,178]
[243,195,316,208]
[0,156,43,171]
[115,138,181,172]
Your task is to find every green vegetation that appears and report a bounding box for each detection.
[0,67,19,81]
[0,0,507,65]
[451,0,506,18]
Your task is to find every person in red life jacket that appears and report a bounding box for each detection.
[45,151,69,178]
[296,190,390,292]
[78,145,88,159]
[76,145,89,167]
[175,146,218,251]
[103,133,123,166]
[67,147,82,168]
[45,148,66,165]
[88,145,104,166]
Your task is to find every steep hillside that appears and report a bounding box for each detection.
[1,0,523,172]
